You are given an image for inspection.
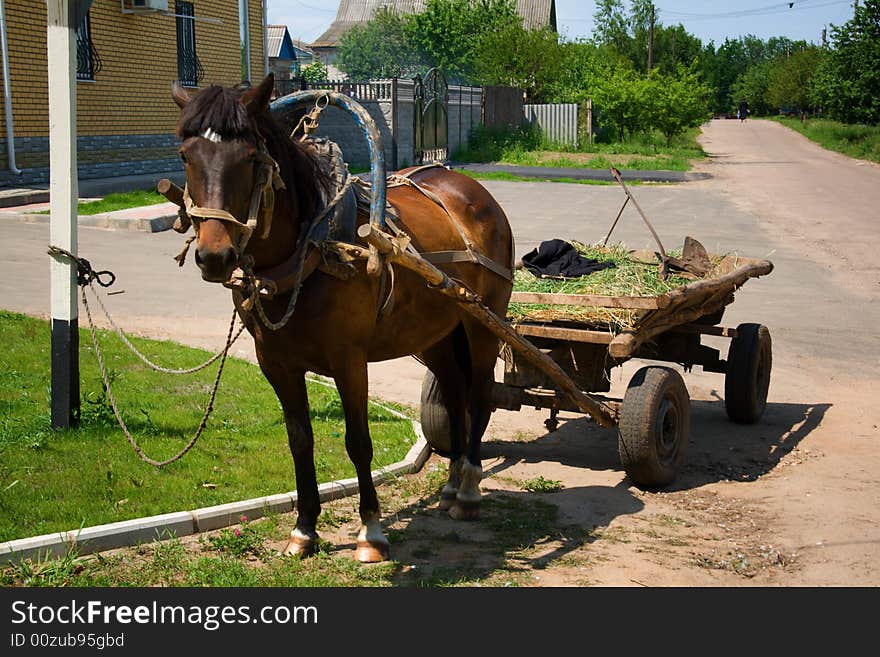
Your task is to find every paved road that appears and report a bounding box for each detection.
[2,118,879,584]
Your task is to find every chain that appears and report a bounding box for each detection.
[82,286,238,467]
[87,279,246,374]
[49,244,244,467]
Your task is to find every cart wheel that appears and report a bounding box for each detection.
[420,371,455,455]
[618,366,691,489]
[725,323,772,424]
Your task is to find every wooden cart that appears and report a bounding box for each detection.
[357,224,773,489]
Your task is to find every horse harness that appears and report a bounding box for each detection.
[172,128,513,328]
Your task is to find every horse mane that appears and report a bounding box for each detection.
[176,84,332,223]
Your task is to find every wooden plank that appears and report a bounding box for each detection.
[510,291,666,310]
[513,323,614,344]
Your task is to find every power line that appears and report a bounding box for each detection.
[657,0,850,21]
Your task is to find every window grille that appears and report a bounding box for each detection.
[76,11,102,81]
[176,1,204,87]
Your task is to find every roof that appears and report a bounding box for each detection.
[311,0,556,48]
[267,25,297,61]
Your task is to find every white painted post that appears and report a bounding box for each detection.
[47,0,90,428]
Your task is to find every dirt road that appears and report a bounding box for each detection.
[2,118,878,585]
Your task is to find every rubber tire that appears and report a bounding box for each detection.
[618,366,691,489]
[420,371,454,456]
[725,323,772,424]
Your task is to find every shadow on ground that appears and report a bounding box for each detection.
[481,398,831,491]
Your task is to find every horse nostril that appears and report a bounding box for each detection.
[194,249,203,267]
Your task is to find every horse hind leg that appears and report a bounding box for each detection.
[420,329,470,511]
[448,319,500,522]
[334,357,390,563]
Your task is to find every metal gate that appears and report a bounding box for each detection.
[414,68,448,164]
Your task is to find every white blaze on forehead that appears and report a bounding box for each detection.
[201,128,222,143]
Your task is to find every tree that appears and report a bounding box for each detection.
[475,25,563,101]
[301,60,328,83]
[811,0,880,123]
[592,0,629,53]
[645,66,712,144]
[336,8,421,79]
[766,48,823,112]
[731,61,773,116]
[409,0,520,84]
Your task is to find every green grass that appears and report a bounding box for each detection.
[454,124,705,172]
[0,310,416,544]
[770,117,880,164]
[36,189,168,215]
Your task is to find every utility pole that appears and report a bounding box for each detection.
[47,0,92,429]
[822,27,827,47]
[647,2,655,73]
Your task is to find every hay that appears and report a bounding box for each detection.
[508,242,718,333]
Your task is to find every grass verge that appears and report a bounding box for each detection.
[0,310,416,544]
[770,117,880,164]
[454,124,705,172]
[36,189,168,215]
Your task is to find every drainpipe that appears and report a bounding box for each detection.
[262,0,268,77]
[0,0,22,175]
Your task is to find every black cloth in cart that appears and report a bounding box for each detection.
[520,239,616,279]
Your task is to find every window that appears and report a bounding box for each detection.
[76,11,102,81]
[176,1,204,87]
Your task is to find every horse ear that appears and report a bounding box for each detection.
[242,73,275,116]
[171,82,191,109]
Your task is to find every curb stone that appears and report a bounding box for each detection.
[0,419,431,566]
[0,210,177,233]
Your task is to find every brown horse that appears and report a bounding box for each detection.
[171,74,513,562]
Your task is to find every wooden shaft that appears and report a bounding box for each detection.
[157,178,185,208]
[357,224,618,428]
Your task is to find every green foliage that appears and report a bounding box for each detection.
[474,25,562,102]
[336,8,421,79]
[810,0,880,124]
[301,60,328,83]
[409,0,520,84]
[206,515,266,558]
[731,61,773,116]
[771,117,880,163]
[645,66,713,144]
[520,476,563,493]
[591,68,649,141]
[766,48,824,112]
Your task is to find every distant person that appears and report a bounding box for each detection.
[739,98,750,123]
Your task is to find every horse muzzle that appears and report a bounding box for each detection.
[194,244,239,283]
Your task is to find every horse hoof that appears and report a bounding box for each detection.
[438,492,457,511]
[448,501,480,521]
[283,531,317,558]
[355,541,390,563]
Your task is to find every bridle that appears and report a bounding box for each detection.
[181,127,286,254]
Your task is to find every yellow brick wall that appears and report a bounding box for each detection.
[0,0,266,138]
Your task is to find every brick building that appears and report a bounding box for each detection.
[0,0,266,188]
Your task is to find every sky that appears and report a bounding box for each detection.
[268,0,859,48]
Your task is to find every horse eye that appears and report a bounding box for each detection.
[180,152,188,164]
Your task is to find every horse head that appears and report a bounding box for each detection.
[172,74,284,283]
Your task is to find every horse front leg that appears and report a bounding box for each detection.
[275,372,322,558]
[334,359,389,563]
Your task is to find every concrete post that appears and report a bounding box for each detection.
[47,0,90,428]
